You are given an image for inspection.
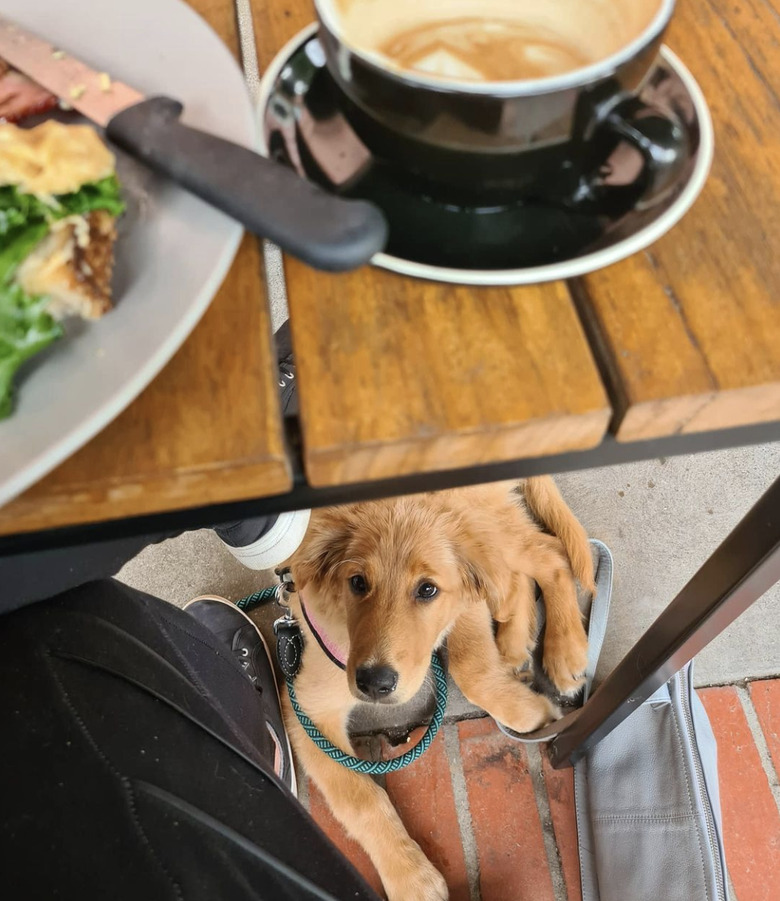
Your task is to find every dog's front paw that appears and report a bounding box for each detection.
[543,624,589,697]
[383,845,448,901]
[500,690,560,734]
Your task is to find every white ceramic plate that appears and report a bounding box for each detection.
[0,0,253,507]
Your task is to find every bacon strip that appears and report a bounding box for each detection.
[0,59,57,123]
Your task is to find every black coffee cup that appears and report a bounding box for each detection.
[314,0,687,211]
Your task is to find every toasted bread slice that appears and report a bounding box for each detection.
[16,210,117,320]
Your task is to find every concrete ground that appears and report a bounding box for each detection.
[119,441,780,689]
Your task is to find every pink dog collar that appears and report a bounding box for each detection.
[300,596,348,670]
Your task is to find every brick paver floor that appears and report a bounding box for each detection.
[299,679,780,901]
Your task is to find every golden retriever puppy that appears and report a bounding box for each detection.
[281,477,593,901]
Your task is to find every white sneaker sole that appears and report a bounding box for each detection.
[218,510,311,571]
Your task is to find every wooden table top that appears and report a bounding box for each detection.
[0,0,778,536]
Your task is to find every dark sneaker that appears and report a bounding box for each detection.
[184,595,297,794]
[274,319,297,416]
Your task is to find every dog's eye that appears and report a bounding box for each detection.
[416,582,439,601]
[349,574,368,595]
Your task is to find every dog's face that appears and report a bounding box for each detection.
[289,490,513,704]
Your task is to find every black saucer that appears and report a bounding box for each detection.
[259,27,712,285]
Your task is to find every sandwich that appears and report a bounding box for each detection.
[0,118,124,418]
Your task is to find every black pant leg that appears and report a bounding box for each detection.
[0,510,281,614]
[0,581,378,901]
[0,533,159,612]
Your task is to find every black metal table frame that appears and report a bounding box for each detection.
[2,416,779,768]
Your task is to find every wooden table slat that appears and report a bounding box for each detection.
[576,0,780,440]
[285,268,611,486]
[252,0,611,487]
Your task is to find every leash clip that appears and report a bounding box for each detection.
[273,606,304,679]
[274,566,297,595]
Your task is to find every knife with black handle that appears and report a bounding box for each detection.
[0,16,387,272]
[107,97,387,272]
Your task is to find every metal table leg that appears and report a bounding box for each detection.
[549,474,780,768]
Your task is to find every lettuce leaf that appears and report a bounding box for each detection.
[0,174,125,232]
[0,222,49,284]
[55,175,125,218]
[0,282,63,419]
[0,188,44,235]
[0,185,55,233]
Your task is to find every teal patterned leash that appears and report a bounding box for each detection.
[236,586,280,611]
[237,588,448,774]
[286,651,447,774]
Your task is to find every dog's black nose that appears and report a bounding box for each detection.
[355,665,398,700]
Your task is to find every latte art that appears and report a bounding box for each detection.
[324,0,666,85]
[378,17,594,81]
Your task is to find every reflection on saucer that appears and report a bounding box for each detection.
[259,26,713,286]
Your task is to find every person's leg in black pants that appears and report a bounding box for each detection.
[0,579,378,901]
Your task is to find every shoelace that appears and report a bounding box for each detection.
[232,630,258,686]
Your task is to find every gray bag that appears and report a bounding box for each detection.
[572,542,730,901]
[575,662,730,901]
[498,540,730,901]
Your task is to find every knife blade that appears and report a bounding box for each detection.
[0,15,387,272]
[0,14,143,127]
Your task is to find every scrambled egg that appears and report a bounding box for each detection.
[0,119,114,196]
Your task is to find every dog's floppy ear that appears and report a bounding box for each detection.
[285,508,352,593]
[454,518,514,619]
